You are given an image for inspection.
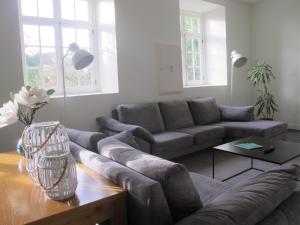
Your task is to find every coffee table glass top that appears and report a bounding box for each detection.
[214,136,300,165]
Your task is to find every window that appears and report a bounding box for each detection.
[180,0,227,87]
[18,0,119,96]
[181,13,205,86]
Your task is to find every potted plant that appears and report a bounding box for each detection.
[248,62,278,120]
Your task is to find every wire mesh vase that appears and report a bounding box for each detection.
[37,152,78,200]
[22,121,70,183]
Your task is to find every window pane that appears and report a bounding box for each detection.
[185,38,192,52]
[78,69,92,86]
[194,53,200,66]
[99,1,115,25]
[23,25,39,46]
[187,68,194,81]
[187,53,193,67]
[25,47,40,67]
[192,17,199,33]
[61,0,75,20]
[41,47,56,67]
[27,68,42,87]
[62,28,76,47]
[101,32,115,50]
[77,29,90,48]
[66,69,78,87]
[40,67,57,88]
[40,26,55,46]
[21,0,38,17]
[75,0,89,21]
[38,0,53,18]
[195,67,201,80]
[184,16,192,32]
[193,39,200,52]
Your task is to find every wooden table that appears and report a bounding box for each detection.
[0,151,127,225]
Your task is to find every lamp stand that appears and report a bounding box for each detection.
[230,63,234,106]
[61,53,69,126]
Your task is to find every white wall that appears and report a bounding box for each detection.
[252,0,300,128]
[0,0,252,151]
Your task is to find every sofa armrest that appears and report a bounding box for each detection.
[218,105,255,122]
[70,143,173,225]
[96,117,155,144]
[67,128,106,153]
[176,164,300,225]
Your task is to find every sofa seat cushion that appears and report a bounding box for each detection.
[159,100,194,130]
[178,126,225,145]
[117,103,165,134]
[152,132,194,155]
[188,97,221,125]
[214,121,287,138]
[176,165,300,225]
[189,173,231,206]
[98,136,202,222]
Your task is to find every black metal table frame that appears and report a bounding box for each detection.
[212,149,269,182]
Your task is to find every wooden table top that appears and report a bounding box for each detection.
[0,151,126,225]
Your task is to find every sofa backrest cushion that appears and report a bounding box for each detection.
[219,105,255,121]
[188,97,221,125]
[176,164,300,225]
[70,142,173,225]
[98,135,203,221]
[159,100,195,130]
[117,103,165,134]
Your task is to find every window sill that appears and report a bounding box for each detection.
[184,84,227,88]
[51,91,119,99]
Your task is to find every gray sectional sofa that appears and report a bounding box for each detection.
[68,130,300,225]
[97,97,287,159]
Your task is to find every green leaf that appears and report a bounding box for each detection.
[9,92,15,101]
[47,89,55,96]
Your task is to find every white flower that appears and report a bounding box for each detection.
[0,100,19,128]
[15,86,49,108]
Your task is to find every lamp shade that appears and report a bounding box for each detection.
[72,49,94,70]
[231,50,247,68]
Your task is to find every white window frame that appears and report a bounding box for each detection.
[180,10,206,87]
[18,0,103,96]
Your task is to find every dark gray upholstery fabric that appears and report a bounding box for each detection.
[152,132,193,156]
[117,103,165,134]
[258,191,300,225]
[189,97,221,125]
[178,125,225,145]
[67,128,106,153]
[214,121,287,138]
[97,138,202,222]
[96,117,154,143]
[176,164,300,225]
[189,173,231,206]
[159,100,195,130]
[219,105,255,121]
[111,131,140,149]
[70,142,173,225]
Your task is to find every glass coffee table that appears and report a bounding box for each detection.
[213,136,300,181]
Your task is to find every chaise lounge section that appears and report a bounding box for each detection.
[97,97,287,159]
